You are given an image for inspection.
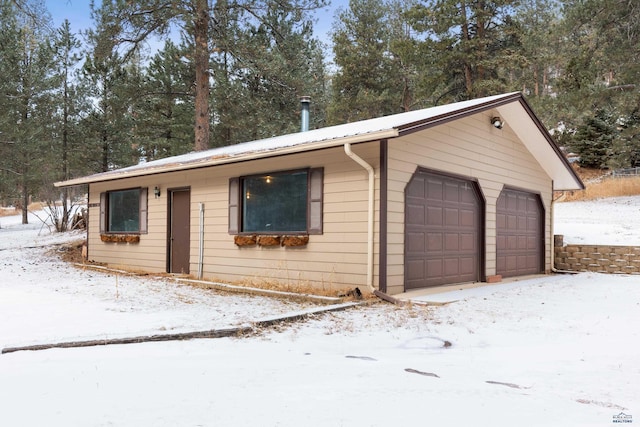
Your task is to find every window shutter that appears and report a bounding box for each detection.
[139,187,148,233]
[99,192,107,233]
[229,177,239,234]
[308,168,323,234]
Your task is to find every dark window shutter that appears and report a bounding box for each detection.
[139,187,148,233]
[99,192,107,233]
[308,168,323,234]
[229,177,239,234]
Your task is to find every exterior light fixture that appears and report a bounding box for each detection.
[491,117,504,129]
[154,186,161,198]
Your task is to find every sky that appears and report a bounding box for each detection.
[45,0,346,47]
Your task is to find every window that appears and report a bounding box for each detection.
[100,188,148,233]
[229,168,323,235]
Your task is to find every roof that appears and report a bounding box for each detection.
[55,92,584,190]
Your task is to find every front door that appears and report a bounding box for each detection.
[168,188,191,274]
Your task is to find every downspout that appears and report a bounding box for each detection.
[198,202,205,279]
[550,189,576,274]
[344,143,375,292]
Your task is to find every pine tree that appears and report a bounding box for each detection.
[136,41,194,161]
[94,0,327,152]
[406,0,522,103]
[329,0,412,123]
[570,108,617,169]
[0,0,55,224]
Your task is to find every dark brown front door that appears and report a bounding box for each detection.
[496,188,544,278]
[169,188,191,274]
[405,169,483,290]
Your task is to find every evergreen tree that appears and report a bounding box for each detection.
[406,0,522,103]
[0,0,55,223]
[93,0,327,152]
[329,0,412,123]
[570,108,617,169]
[43,19,89,230]
[219,0,327,142]
[82,5,139,172]
[135,41,194,161]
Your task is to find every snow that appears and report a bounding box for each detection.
[1,198,639,426]
[554,196,640,245]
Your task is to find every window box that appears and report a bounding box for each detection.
[281,235,309,247]
[234,235,257,247]
[257,235,281,247]
[100,234,140,243]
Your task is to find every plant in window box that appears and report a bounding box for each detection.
[257,235,281,247]
[234,235,257,246]
[281,235,309,247]
[100,234,140,243]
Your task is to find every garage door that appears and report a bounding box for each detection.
[496,188,544,278]
[405,170,483,290]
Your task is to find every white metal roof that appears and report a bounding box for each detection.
[55,92,583,190]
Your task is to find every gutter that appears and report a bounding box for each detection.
[344,143,375,292]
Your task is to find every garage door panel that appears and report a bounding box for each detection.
[408,179,425,197]
[459,209,475,227]
[406,204,425,225]
[427,206,443,225]
[445,208,459,225]
[427,179,443,199]
[444,233,459,251]
[405,170,482,289]
[497,188,543,278]
[427,233,443,251]
[459,257,475,275]
[459,233,475,251]
[426,259,443,277]
[406,259,425,281]
[407,232,425,252]
[444,182,459,202]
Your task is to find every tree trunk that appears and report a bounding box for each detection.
[21,176,28,225]
[459,1,474,95]
[194,0,210,152]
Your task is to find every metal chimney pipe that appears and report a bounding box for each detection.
[300,96,310,132]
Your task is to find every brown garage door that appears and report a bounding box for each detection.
[405,169,483,290]
[496,188,543,278]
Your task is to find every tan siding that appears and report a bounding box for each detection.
[87,144,381,293]
[386,111,553,293]
[85,109,554,296]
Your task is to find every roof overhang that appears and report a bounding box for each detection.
[496,98,584,191]
[55,128,399,187]
[55,92,583,191]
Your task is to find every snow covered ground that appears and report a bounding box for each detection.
[0,199,639,426]
[554,196,640,245]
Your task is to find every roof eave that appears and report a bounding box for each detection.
[55,128,400,188]
[496,98,584,191]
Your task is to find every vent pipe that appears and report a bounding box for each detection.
[300,96,310,132]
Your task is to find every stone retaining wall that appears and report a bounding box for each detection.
[554,235,640,274]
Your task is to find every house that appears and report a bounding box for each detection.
[55,92,584,295]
